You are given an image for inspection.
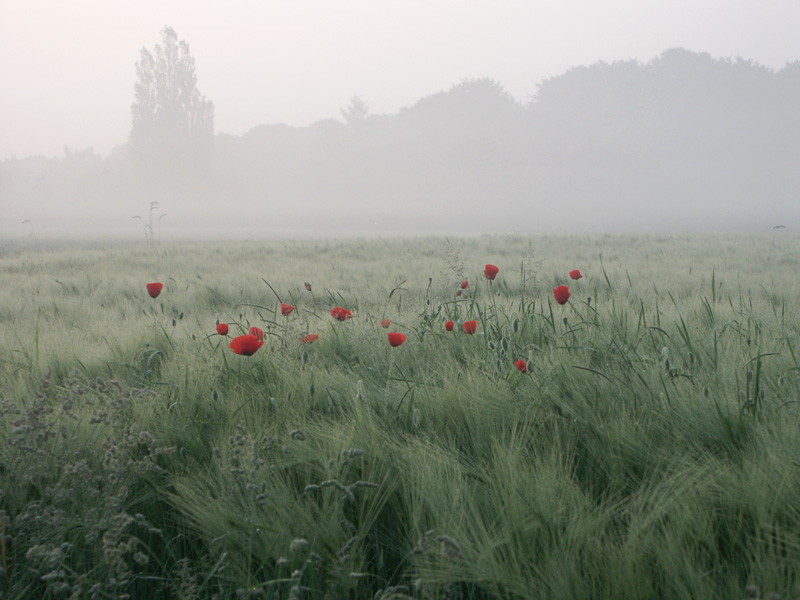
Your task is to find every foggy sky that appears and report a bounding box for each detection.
[2,0,799,160]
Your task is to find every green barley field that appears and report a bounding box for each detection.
[1,233,799,600]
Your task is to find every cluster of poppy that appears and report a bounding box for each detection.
[217,306,355,356]
[552,270,582,305]
[443,319,478,334]
[149,265,581,362]
[330,307,352,321]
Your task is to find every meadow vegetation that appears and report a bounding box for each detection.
[1,233,799,599]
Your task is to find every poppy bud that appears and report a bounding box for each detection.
[212,389,219,401]
[512,319,519,333]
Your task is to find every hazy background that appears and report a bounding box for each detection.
[1,0,799,237]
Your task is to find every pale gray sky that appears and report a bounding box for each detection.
[2,0,799,159]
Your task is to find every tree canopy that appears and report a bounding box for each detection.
[130,26,214,175]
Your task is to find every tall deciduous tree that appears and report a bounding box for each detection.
[130,26,214,176]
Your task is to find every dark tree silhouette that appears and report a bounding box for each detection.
[130,26,214,175]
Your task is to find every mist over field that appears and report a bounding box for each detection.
[4,7,800,596]
[1,14,799,238]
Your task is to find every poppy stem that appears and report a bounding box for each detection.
[384,351,396,407]
[488,279,498,317]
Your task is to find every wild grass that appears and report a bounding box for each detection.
[1,233,799,599]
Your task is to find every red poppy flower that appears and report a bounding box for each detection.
[514,359,527,373]
[569,270,583,280]
[330,307,352,321]
[216,323,229,336]
[463,320,477,335]
[484,264,499,280]
[445,320,454,332]
[460,280,469,289]
[146,282,163,298]
[387,332,407,347]
[380,319,391,328]
[304,282,312,292]
[248,326,265,340]
[553,285,571,305]
[455,290,463,297]
[229,334,264,356]
[300,334,319,344]
[280,303,295,316]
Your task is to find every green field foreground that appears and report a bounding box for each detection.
[1,234,799,599]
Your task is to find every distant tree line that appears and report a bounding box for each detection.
[2,44,798,233]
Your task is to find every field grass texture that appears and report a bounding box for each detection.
[1,233,799,599]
